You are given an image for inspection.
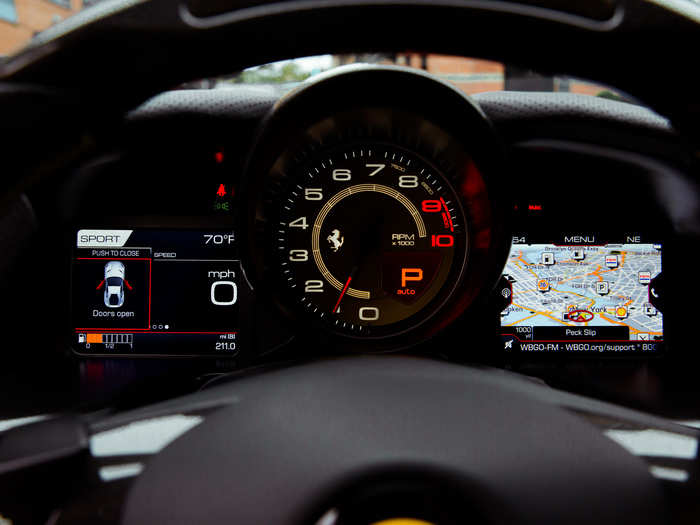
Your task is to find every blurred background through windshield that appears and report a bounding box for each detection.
[0,0,627,102]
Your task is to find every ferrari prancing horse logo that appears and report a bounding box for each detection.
[327,229,344,252]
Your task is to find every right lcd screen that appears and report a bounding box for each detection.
[499,241,663,355]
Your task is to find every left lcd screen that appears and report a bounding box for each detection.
[71,229,247,356]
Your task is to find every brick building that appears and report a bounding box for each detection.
[333,53,505,95]
[0,0,93,56]
[399,53,505,94]
[397,52,616,97]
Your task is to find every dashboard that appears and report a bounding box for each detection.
[44,66,694,373]
[4,1,700,522]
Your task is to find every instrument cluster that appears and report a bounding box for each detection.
[244,66,510,350]
[65,66,676,359]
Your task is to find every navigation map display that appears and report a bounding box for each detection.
[498,239,663,355]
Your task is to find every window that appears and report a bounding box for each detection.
[48,0,71,8]
[0,0,17,23]
[197,54,629,103]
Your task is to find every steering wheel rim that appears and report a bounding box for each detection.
[121,356,666,524]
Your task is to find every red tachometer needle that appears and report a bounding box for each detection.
[333,276,352,313]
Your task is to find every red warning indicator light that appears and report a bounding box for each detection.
[216,184,227,197]
[214,151,224,164]
[528,203,543,211]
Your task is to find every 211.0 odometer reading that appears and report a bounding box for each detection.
[276,143,468,337]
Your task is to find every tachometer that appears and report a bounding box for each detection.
[245,66,507,348]
[276,142,467,337]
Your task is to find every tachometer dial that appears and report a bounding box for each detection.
[246,67,505,348]
[276,143,467,337]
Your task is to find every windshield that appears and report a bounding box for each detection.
[187,54,631,103]
[0,2,627,102]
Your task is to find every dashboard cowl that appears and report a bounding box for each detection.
[126,88,681,155]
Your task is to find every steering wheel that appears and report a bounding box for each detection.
[1,0,697,523]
